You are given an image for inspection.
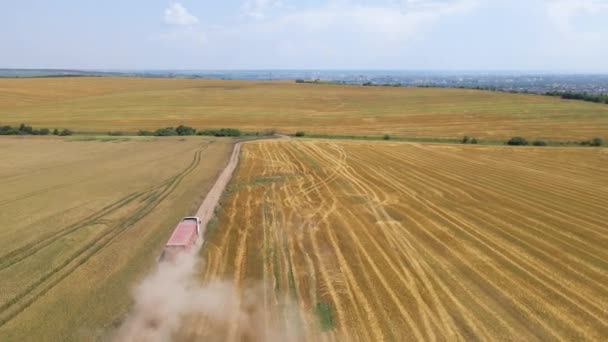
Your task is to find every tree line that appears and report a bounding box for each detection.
[544,91,608,104]
[137,125,242,137]
[0,124,72,136]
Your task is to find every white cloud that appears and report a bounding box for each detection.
[164,2,199,26]
[241,0,282,19]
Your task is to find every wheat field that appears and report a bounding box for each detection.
[0,136,235,341]
[1,77,607,141]
[193,139,608,341]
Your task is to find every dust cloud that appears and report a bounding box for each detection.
[114,247,302,342]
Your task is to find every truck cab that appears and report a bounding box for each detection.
[181,216,202,236]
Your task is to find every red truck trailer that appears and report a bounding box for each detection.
[159,216,201,262]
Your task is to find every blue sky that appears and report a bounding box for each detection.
[1,0,607,71]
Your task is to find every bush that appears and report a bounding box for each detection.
[0,125,19,135]
[18,123,33,135]
[582,137,605,147]
[383,134,391,140]
[175,125,196,136]
[295,131,306,137]
[53,128,59,135]
[532,140,547,146]
[138,130,154,136]
[199,128,241,137]
[1,124,52,135]
[59,129,73,136]
[590,137,604,147]
[461,136,470,144]
[507,136,528,146]
[470,138,478,144]
[108,131,124,136]
[154,127,178,136]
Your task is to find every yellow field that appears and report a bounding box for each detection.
[0,136,235,341]
[196,139,608,341]
[1,77,607,141]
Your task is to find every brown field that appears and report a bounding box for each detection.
[194,139,608,341]
[1,77,607,141]
[0,136,235,341]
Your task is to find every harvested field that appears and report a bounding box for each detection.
[1,77,607,141]
[0,136,235,341]
[195,139,608,341]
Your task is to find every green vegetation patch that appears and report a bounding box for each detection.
[68,136,131,142]
[314,302,335,332]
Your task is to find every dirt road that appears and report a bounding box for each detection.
[195,141,242,236]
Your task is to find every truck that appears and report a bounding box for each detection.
[159,216,202,262]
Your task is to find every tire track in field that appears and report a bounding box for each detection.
[372,146,608,284]
[344,147,517,338]
[293,142,392,341]
[409,145,608,234]
[285,142,359,340]
[378,145,608,302]
[328,160,461,339]
[351,143,607,339]
[0,144,207,271]
[378,146,608,267]
[0,144,208,328]
[196,140,608,341]
[310,142,468,340]
[304,142,608,340]
[344,161,568,340]
[281,143,356,341]
[280,143,346,341]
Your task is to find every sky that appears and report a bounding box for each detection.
[1,0,607,71]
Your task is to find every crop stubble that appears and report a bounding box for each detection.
[1,77,607,141]
[197,139,608,341]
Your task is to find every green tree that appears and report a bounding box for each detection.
[175,125,196,136]
[507,137,529,146]
[590,137,604,147]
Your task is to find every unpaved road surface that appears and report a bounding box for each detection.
[195,141,242,236]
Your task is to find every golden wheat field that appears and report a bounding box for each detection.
[1,77,607,141]
[194,139,608,341]
[0,136,235,341]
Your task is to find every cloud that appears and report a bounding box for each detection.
[164,2,199,26]
[241,0,282,19]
